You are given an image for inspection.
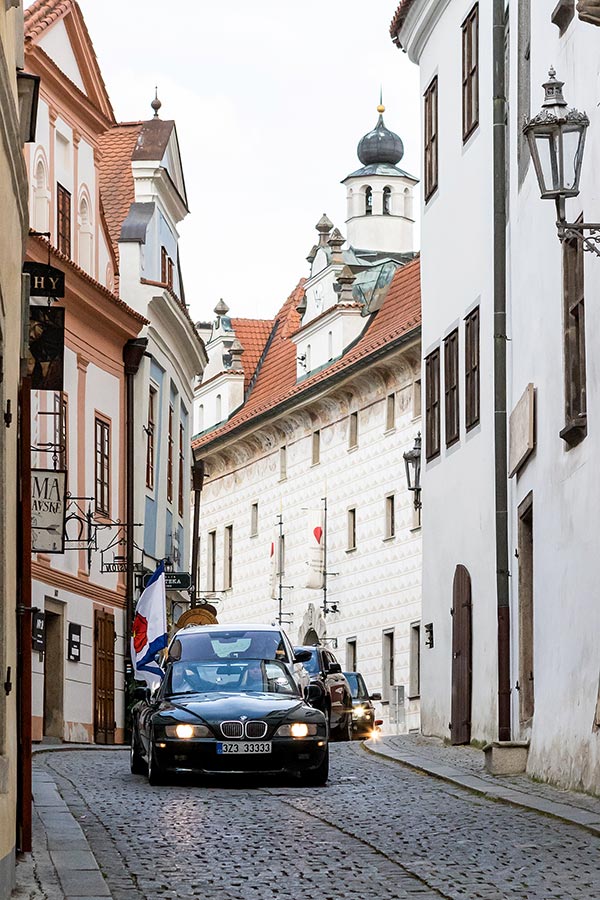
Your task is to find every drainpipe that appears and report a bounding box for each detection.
[190,456,204,608]
[122,339,147,670]
[492,0,511,742]
[17,374,32,853]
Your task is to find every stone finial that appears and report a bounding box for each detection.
[328,227,345,264]
[306,245,318,264]
[230,338,245,369]
[316,213,333,246]
[151,87,162,118]
[336,265,356,305]
[296,291,307,315]
[214,298,230,317]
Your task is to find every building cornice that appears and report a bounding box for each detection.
[32,561,126,608]
[398,0,453,64]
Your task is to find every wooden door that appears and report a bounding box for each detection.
[451,565,472,745]
[94,610,115,744]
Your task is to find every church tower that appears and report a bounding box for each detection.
[342,101,418,254]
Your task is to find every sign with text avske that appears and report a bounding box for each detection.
[31,469,67,553]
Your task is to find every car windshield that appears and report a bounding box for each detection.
[173,630,289,662]
[344,672,369,700]
[164,658,299,697]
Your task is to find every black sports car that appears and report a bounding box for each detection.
[130,657,329,785]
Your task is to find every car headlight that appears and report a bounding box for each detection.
[353,706,366,719]
[276,722,317,738]
[165,724,211,739]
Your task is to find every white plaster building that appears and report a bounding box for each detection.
[392,0,600,793]
[192,113,423,732]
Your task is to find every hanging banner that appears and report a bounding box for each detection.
[305,508,324,589]
[31,469,67,553]
[23,262,65,298]
[27,305,65,390]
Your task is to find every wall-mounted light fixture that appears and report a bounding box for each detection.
[523,68,600,254]
[403,432,422,511]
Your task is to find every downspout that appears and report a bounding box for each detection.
[190,456,205,608]
[492,0,511,742]
[122,338,147,672]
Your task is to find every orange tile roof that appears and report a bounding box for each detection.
[193,259,421,452]
[230,318,275,391]
[96,123,143,266]
[25,0,72,40]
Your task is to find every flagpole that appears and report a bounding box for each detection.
[322,496,327,617]
[277,513,283,626]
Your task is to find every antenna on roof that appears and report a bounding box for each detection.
[151,86,162,118]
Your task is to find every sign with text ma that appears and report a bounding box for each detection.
[31,469,67,553]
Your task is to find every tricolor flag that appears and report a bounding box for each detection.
[305,509,324,589]
[131,561,168,688]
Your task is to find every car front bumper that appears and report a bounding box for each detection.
[153,737,328,775]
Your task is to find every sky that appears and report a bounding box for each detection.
[70,1,421,322]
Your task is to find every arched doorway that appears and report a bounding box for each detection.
[451,564,472,745]
[303,627,320,646]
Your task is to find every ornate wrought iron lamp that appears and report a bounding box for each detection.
[523,68,600,254]
[403,432,422,511]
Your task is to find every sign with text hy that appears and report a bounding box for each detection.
[27,305,65,391]
[31,469,67,553]
[23,262,65,298]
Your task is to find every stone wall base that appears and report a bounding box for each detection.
[484,740,530,775]
[0,844,15,900]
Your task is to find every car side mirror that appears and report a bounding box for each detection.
[328,662,342,674]
[305,684,322,705]
[370,692,382,701]
[293,648,312,664]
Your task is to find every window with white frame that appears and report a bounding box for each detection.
[279,445,287,480]
[386,393,396,431]
[224,524,233,589]
[346,639,357,672]
[250,501,259,537]
[409,622,421,699]
[347,507,357,550]
[384,494,395,539]
[312,430,320,465]
[382,630,395,702]
[207,530,216,592]
[348,411,358,450]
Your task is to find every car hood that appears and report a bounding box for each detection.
[159,692,307,724]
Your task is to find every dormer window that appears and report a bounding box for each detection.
[365,187,373,216]
[383,186,392,215]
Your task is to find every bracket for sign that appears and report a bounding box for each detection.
[99,527,144,574]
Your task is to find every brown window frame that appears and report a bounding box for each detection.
[224,524,233,590]
[178,421,185,517]
[425,348,441,459]
[462,4,479,142]
[57,183,71,258]
[561,232,587,446]
[465,307,480,431]
[161,246,168,284]
[424,77,439,202]
[146,387,156,490]
[444,329,460,447]
[167,405,174,503]
[94,416,110,517]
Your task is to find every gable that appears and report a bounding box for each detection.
[25,0,115,123]
[161,127,188,208]
[38,17,85,91]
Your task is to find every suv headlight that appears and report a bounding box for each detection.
[353,705,366,719]
[165,724,211,739]
[276,722,317,738]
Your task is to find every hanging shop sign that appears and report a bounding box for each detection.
[32,610,45,653]
[31,469,67,553]
[27,305,65,390]
[143,571,192,591]
[23,262,65,298]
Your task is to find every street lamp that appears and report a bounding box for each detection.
[403,432,422,511]
[523,68,600,254]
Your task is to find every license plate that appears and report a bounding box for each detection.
[217,741,272,754]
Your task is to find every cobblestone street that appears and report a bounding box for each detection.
[25,744,600,900]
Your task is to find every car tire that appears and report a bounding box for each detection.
[147,737,165,786]
[300,747,329,787]
[330,712,352,742]
[130,729,146,775]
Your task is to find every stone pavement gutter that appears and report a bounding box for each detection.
[12,746,119,900]
[364,732,600,837]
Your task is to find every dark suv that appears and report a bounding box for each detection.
[295,645,353,741]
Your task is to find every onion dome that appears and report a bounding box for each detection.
[357,103,404,166]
